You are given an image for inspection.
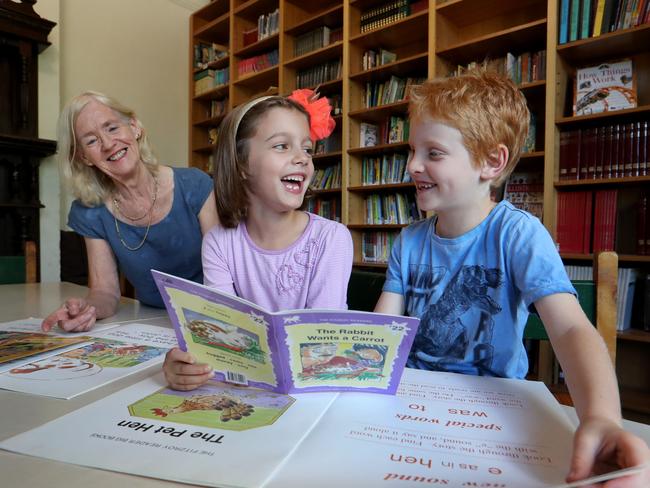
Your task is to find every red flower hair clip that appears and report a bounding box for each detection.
[288,88,336,141]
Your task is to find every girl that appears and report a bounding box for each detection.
[164,91,353,390]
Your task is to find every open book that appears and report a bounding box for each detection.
[152,270,419,394]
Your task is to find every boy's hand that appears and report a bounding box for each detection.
[163,347,213,391]
[568,417,650,487]
[41,298,96,333]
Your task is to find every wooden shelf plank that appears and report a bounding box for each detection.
[555,175,650,188]
[556,105,650,127]
[558,24,650,64]
[436,19,547,66]
[348,183,415,192]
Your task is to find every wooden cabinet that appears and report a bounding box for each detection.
[0,1,56,281]
[189,0,650,418]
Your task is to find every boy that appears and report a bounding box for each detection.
[375,70,649,485]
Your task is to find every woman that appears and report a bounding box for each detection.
[42,91,219,332]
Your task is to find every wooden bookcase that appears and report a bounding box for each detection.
[189,0,650,418]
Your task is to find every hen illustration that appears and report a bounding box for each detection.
[151,393,254,422]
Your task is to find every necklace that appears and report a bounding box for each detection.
[113,176,158,221]
[113,175,158,251]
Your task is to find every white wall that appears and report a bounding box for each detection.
[35,0,203,281]
[35,0,61,282]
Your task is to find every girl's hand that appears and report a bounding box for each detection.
[41,298,97,333]
[163,347,213,391]
[568,417,650,487]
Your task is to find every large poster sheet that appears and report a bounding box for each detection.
[267,367,575,487]
[0,368,602,487]
[0,372,338,488]
[0,323,176,399]
[153,270,419,395]
[0,318,96,373]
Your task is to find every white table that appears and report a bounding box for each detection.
[0,283,648,487]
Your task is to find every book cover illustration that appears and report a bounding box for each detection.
[152,270,419,395]
[573,59,637,116]
[130,381,295,432]
[0,318,98,373]
[359,122,378,147]
[0,323,177,399]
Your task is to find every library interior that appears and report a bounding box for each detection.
[1,0,650,487]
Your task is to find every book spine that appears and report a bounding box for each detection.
[560,0,571,43]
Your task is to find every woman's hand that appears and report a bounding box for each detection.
[163,347,213,391]
[568,417,650,487]
[41,297,97,332]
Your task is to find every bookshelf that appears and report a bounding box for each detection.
[189,0,650,417]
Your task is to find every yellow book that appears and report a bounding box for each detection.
[593,0,607,36]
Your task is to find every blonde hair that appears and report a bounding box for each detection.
[213,96,310,228]
[409,69,530,187]
[58,91,158,206]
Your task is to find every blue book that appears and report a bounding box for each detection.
[569,0,581,41]
[580,0,593,39]
[560,0,571,44]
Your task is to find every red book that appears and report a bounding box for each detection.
[559,131,571,180]
[641,120,649,177]
[611,124,621,178]
[582,191,593,254]
[603,124,613,179]
[578,129,594,180]
[595,126,604,180]
[569,129,581,180]
[556,192,570,252]
[593,189,618,252]
[624,122,634,177]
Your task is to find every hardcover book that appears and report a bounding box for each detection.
[152,270,419,395]
[573,59,637,116]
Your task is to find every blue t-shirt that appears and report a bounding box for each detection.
[383,200,576,379]
[68,167,212,308]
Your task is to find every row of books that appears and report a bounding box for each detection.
[559,120,650,180]
[209,98,227,119]
[559,0,650,44]
[361,153,411,186]
[359,117,409,148]
[310,164,341,191]
[237,49,278,77]
[361,231,399,264]
[556,189,618,254]
[193,42,227,70]
[362,76,425,109]
[361,48,396,71]
[360,0,412,33]
[242,8,279,47]
[564,264,639,331]
[365,192,421,225]
[450,51,547,87]
[296,58,342,89]
[502,172,544,220]
[305,196,340,222]
[193,67,229,96]
[293,26,342,57]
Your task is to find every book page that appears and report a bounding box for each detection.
[153,271,283,391]
[277,310,418,394]
[0,372,338,488]
[0,323,176,399]
[0,318,95,373]
[267,368,575,487]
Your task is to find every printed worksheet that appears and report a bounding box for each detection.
[0,323,176,399]
[0,369,600,487]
